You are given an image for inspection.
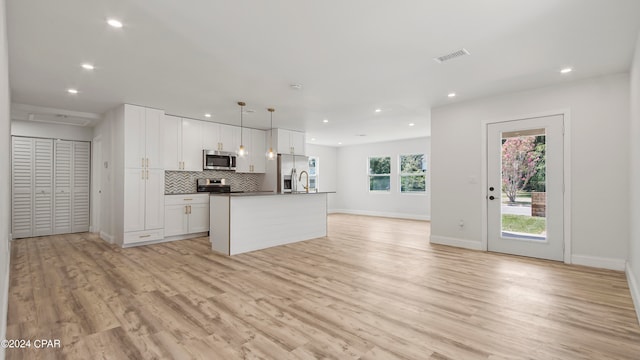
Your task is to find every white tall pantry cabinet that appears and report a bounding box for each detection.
[122,105,165,244]
[107,104,166,246]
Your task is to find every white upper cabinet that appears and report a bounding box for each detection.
[124,104,164,169]
[202,122,221,151]
[144,108,164,169]
[202,122,241,153]
[124,105,146,169]
[162,115,182,171]
[162,115,203,171]
[236,128,266,173]
[251,129,266,173]
[275,129,306,156]
[181,118,203,171]
[219,124,240,152]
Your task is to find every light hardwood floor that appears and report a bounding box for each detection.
[6,214,640,359]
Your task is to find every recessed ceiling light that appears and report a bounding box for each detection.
[311,138,316,141]
[322,119,329,123]
[409,123,415,127]
[338,142,342,145]
[81,63,95,70]
[560,67,573,74]
[107,18,123,28]
[375,108,382,113]
[448,92,456,98]
[204,113,211,118]
[67,88,78,94]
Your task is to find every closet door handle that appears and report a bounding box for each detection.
[185,206,189,214]
[141,170,145,180]
[146,170,149,180]
[142,157,145,167]
[146,158,149,168]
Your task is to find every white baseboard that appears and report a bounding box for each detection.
[626,262,640,326]
[571,254,626,271]
[330,209,430,221]
[122,233,206,248]
[99,231,114,244]
[429,235,483,250]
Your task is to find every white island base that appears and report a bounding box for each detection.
[210,193,329,255]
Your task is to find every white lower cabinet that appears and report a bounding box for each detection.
[164,194,210,237]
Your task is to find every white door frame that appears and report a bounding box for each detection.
[91,135,102,233]
[480,109,572,264]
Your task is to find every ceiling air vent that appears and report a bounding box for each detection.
[433,48,470,63]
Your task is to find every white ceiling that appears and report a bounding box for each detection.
[6,0,640,146]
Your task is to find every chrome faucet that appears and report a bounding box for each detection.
[299,170,309,193]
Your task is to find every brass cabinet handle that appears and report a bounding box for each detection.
[139,234,151,238]
[184,198,193,201]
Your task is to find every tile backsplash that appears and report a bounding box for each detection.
[165,170,264,194]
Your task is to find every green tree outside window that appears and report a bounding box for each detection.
[400,154,426,193]
[369,156,390,191]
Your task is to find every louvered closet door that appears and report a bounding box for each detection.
[72,142,90,232]
[33,139,53,236]
[12,137,34,239]
[54,140,72,234]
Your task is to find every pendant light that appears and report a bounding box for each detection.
[237,101,246,157]
[267,108,275,160]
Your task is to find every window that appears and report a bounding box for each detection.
[369,156,391,191]
[399,154,426,193]
[308,156,319,191]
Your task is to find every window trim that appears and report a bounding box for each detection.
[368,155,391,193]
[398,153,427,194]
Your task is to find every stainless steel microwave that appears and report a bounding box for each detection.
[203,150,236,171]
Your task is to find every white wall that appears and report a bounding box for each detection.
[334,137,430,220]
[92,109,119,243]
[628,32,640,324]
[0,0,10,358]
[11,120,93,141]
[431,73,630,269]
[306,144,338,211]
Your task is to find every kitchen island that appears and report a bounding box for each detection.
[209,192,332,255]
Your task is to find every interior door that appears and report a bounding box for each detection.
[487,115,564,261]
[12,137,34,239]
[72,141,90,233]
[33,138,53,236]
[54,140,72,235]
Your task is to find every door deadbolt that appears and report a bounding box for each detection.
[489,187,494,191]
[489,195,495,200]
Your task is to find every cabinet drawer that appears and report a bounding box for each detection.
[165,194,209,205]
[124,229,164,244]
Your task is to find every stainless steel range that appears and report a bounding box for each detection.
[196,178,231,193]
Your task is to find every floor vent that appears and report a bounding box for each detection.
[434,48,470,63]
